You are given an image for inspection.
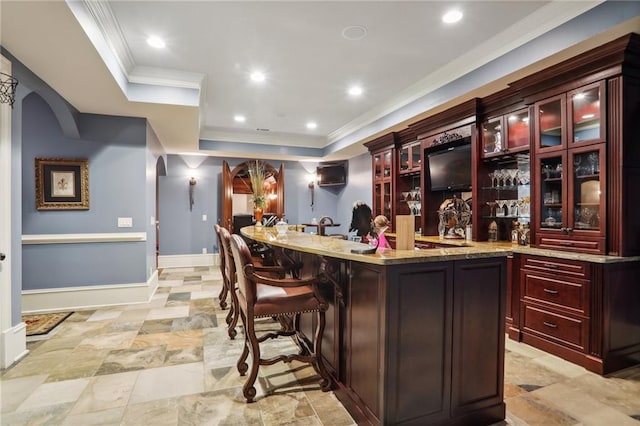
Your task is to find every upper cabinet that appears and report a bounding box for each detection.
[399,141,421,174]
[568,81,606,147]
[482,108,531,158]
[373,148,394,220]
[365,133,398,227]
[535,81,606,153]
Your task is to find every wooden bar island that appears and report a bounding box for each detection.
[241,226,509,425]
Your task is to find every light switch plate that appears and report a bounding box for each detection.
[118,217,133,228]
[202,214,207,222]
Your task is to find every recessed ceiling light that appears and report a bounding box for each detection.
[234,115,246,123]
[442,10,463,24]
[250,71,266,83]
[348,86,363,96]
[306,122,317,130]
[146,36,166,49]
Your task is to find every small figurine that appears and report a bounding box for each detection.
[488,220,498,242]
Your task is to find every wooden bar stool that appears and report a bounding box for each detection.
[213,224,230,310]
[229,234,332,402]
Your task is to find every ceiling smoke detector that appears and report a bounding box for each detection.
[342,25,367,41]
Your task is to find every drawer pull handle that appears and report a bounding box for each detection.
[543,321,558,328]
[543,263,559,269]
[543,288,559,295]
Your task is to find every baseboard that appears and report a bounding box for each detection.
[21,269,159,314]
[158,253,218,268]
[1,321,28,369]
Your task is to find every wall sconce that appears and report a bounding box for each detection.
[189,177,196,211]
[308,180,315,210]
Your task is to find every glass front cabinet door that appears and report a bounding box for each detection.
[399,141,421,173]
[372,148,394,222]
[534,144,606,254]
[481,108,530,159]
[568,81,606,146]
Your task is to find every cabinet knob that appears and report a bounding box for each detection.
[0,253,5,261]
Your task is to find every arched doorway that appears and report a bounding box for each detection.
[221,160,284,232]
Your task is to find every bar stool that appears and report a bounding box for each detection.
[229,234,332,402]
[213,224,230,310]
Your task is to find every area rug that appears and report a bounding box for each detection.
[23,312,73,337]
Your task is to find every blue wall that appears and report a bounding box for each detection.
[157,153,372,255]
[20,93,155,289]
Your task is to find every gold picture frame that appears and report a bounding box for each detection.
[35,158,89,210]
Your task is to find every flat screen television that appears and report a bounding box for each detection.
[317,162,347,186]
[427,144,472,191]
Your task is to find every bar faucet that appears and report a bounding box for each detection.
[317,216,333,235]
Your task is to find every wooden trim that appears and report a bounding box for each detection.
[21,232,147,244]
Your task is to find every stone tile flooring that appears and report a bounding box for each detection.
[1,266,639,425]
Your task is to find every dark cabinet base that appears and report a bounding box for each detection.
[510,254,640,375]
[326,257,507,425]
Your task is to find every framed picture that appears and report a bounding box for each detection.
[35,158,89,210]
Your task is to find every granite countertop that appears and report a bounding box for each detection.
[240,226,640,265]
[241,226,510,266]
[403,234,640,264]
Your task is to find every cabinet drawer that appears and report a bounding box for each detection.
[522,305,588,351]
[521,255,590,279]
[535,236,603,255]
[522,272,589,315]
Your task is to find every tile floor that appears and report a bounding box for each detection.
[1,266,639,425]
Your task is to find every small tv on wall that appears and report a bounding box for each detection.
[427,144,472,191]
[317,162,347,187]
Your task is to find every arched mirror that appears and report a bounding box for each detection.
[221,160,285,233]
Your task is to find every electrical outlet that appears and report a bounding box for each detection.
[202,248,207,254]
[117,217,133,228]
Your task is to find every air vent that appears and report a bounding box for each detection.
[256,128,270,132]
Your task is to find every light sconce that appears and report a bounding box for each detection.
[0,72,19,107]
[189,177,196,211]
[308,175,316,210]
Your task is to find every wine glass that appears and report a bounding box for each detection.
[574,155,583,177]
[486,201,497,217]
[488,171,496,188]
[506,169,519,187]
[494,170,505,187]
[587,152,599,174]
[509,199,519,217]
[496,200,507,217]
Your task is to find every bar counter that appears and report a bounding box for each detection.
[240,226,508,425]
[241,226,510,265]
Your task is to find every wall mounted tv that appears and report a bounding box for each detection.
[317,162,347,187]
[427,143,472,191]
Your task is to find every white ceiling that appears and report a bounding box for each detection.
[0,1,613,161]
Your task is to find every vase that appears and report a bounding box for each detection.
[253,207,263,225]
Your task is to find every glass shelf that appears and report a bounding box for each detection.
[481,184,529,191]
[483,215,529,220]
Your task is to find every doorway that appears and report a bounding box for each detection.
[221,160,285,232]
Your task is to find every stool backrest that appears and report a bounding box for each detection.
[214,224,228,284]
[229,234,257,306]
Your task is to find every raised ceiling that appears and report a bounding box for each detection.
[1,1,623,161]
